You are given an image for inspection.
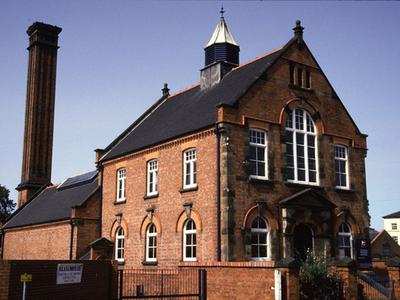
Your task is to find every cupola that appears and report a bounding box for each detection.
[200,7,240,89]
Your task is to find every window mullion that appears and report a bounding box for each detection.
[304,132,309,183]
[293,130,298,182]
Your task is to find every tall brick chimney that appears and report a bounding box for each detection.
[16,22,62,207]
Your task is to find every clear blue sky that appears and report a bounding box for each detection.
[0,1,399,230]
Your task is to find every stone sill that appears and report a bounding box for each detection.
[113,200,126,205]
[288,83,314,93]
[179,186,198,193]
[143,194,159,200]
[284,181,323,190]
[334,188,356,194]
[249,177,275,185]
[142,261,158,266]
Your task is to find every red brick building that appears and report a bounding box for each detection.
[2,15,369,270]
[95,17,369,267]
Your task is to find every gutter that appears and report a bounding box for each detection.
[69,218,74,260]
[215,124,222,261]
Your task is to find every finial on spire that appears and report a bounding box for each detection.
[293,20,304,45]
[162,83,170,97]
[220,4,225,18]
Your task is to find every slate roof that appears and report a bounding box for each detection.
[3,171,98,229]
[101,45,285,162]
[100,26,365,163]
[383,211,400,219]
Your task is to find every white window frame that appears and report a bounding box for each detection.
[145,223,157,262]
[250,217,270,261]
[338,223,353,259]
[183,149,197,189]
[393,236,399,244]
[183,219,197,262]
[285,108,319,185]
[116,168,126,202]
[115,226,125,263]
[147,160,158,196]
[391,223,398,230]
[249,129,268,180]
[334,145,349,189]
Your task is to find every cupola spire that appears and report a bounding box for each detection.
[201,8,240,89]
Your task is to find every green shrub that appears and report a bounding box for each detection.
[299,254,343,299]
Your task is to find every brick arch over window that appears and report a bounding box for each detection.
[242,204,278,231]
[140,214,162,238]
[279,98,325,134]
[334,210,361,236]
[176,209,202,233]
[110,218,129,241]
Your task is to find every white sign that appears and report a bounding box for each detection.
[56,263,83,285]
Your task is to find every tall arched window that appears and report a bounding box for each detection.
[338,223,353,258]
[183,219,197,261]
[250,217,269,260]
[146,223,157,262]
[285,108,318,184]
[115,226,125,262]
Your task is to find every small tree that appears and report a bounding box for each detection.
[0,185,16,223]
[300,254,343,299]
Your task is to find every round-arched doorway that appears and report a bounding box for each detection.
[293,223,313,261]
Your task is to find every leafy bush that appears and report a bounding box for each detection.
[299,254,343,299]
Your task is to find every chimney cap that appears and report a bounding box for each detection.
[27,22,62,36]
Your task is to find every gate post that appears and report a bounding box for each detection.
[202,269,207,300]
[118,269,123,300]
[200,269,207,300]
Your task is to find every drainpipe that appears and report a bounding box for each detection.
[98,163,104,238]
[0,228,4,259]
[215,124,222,261]
[69,218,74,260]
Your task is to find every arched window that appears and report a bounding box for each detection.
[285,108,318,184]
[146,223,157,262]
[250,217,269,260]
[183,219,197,261]
[115,226,125,262]
[338,223,353,259]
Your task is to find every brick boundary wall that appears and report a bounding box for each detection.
[387,260,400,299]
[179,261,300,300]
[1,260,117,300]
[0,261,11,300]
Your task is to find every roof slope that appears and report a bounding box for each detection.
[3,171,98,229]
[101,47,283,161]
[101,30,365,163]
[383,211,400,219]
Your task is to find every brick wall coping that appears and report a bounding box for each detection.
[178,261,276,268]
